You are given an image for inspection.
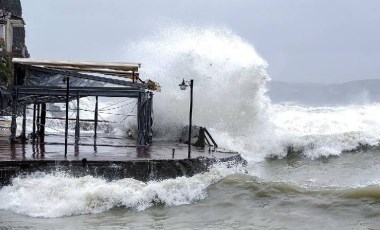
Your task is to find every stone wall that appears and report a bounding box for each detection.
[0,0,27,112]
[0,0,28,58]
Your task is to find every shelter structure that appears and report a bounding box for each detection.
[0,58,245,186]
[10,58,157,157]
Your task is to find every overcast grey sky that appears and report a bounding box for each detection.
[21,0,380,83]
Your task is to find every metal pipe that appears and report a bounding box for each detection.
[40,103,46,143]
[44,117,113,122]
[21,105,26,141]
[188,79,194,159]
[64,77,70,159]
[204,134,211,146]
[10,66,18,143]
[204,128,218,148]
[94,96,98,139]
[32,103,36,143]
[36,104,40,134]
[75,91,80,145]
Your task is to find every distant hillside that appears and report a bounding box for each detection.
[267,79,380,105]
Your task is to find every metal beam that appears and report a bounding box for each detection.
[64,77,69,159]
[10,69,18,143]
[12,58,141,72]
[17,86,140,98]
[40,103,46,143]
[18,95,77,105]
[40,66,139,78]
[27,66,145,88]
[36,104,40,135]
[75,91,80,145]
[20,105,27,141]
[32,103,36,143]
[94,96,98,139]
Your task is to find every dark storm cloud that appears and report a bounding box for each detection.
[21,0,380,83]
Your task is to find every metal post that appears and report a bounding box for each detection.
[148,92,153,143]
[75,91,80,145]
[204,128,218,148]
[10,66,18,143]
[64,77,70,159]
[188,79,194,159]
[94,96,98,139]
[40,103,46,143]
[32,103,36,143]
[137,91,144,146]
[10,93,18,142]
[36,104,40,135]
[21,105,26,141]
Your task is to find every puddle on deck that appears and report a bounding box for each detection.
[0,132,229,162]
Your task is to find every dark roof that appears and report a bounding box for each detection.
[12,59,159,105]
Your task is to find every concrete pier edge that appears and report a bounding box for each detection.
[0,154,246,186]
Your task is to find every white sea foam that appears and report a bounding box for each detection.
[0,165,240,218]
[124,25,282,160]
[123,25,380,160]
[269,104,380,158]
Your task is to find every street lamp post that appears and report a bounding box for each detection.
[179,79,194,159]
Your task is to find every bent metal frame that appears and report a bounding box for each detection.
[9,58,156,158]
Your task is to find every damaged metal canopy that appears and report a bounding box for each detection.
[12,58,140,72]
[12,58,160,104]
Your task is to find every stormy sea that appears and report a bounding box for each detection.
[1,27,380,229]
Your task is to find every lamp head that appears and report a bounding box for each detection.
[179,79,188,90]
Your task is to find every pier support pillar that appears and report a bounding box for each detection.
[20,105,27,142]
[64,77,70,159]
[137,91,145,146]
[10,85,18,143]
[32,103,36,143]
[147,92,153,144]
[94,96,98,139]
[75,92,80,145]
[10,103,17,142]
[40,103,46,143]
[137,91,154,146]
[36,104,40,135]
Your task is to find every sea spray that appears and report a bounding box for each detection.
[0,164,241,218]
[122,25,380,160]
[269,104,380,158]
[123,25,287,160]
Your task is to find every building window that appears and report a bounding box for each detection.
[0,24,4,42]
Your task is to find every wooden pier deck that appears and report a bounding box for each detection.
[0,133,237,161]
